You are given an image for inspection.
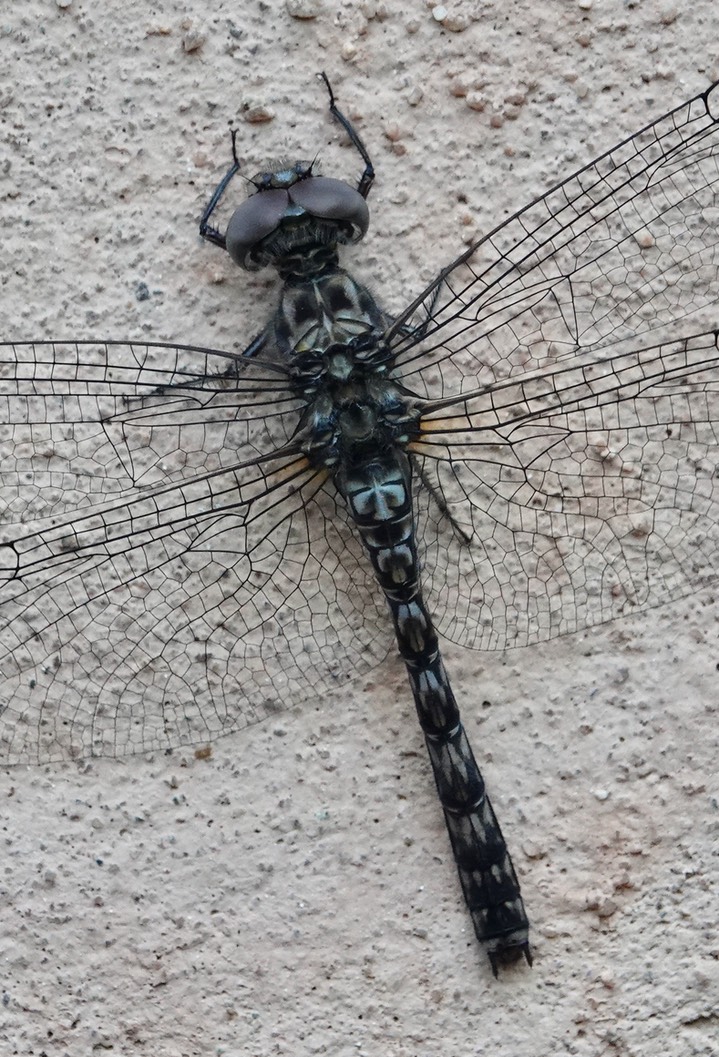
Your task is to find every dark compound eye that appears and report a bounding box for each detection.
[225,189,290,269]
[290,177,369,244]
[223,175,370,271]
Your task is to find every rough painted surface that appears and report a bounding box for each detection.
[1,2,717,1054]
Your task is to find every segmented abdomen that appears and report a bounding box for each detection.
[336,449,531,969]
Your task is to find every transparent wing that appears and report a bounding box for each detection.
[389,82,719,399]
[0,340,304,516]
[411,331,719,649]
[0,342,388,764]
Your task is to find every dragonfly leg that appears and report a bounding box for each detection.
[319,72,375,199]
[199,127,241,250]
[410,454,472,545]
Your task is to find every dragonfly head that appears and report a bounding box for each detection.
[225,162,369,272]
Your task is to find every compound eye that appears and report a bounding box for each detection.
[225,189,289,269]
[289,177,369,243]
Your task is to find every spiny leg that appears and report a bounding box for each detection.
[199,128,241,250]
[319,72,375,199]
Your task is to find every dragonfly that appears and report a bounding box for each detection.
[1,75,718,976]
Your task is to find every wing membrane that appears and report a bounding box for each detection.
[411,332,719,648]
[390,82,719,399]
[0,340,304,516]
[0,342,388,764]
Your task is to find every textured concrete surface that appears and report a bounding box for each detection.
[1,2,717,1055]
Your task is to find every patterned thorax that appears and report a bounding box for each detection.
[252,265,419,472]
[275,270,388,356]
[289,335,420,473]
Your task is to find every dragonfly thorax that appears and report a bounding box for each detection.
[275,270,390,362]
[289,337,391,391]
[298,356,419,472]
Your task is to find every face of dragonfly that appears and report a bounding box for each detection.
[224,163,370,271]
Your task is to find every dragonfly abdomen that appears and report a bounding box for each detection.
[336,447,531,969]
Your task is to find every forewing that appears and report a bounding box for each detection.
[411,332,719,649]
[390,82,719,398]
[0,341,388,764]
[0,340,302,515]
